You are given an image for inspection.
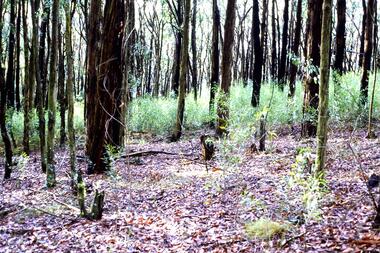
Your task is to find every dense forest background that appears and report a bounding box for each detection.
[1,0,380,251]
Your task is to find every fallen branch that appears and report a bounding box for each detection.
[281,232,306,248]
[122,150,194,158]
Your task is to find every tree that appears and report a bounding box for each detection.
[216,0,237,135]
[86,0,126,173]
[46,0,59,187]
[315,0,333,173]
[191,0,198,101]
[209,0,220,118]
[302,0,322,138]
[333,0,346,75]
[0,0,12,178]
[278,0,289,88]
[172,0,191,141]
[6,0,16,108]
[288,0,302,97]
[250,0,263,107]
[360,0,375,105]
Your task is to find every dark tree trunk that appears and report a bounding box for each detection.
[1,67,12,179]
[191,0,198,101]
[6,0,16,108]
[288,0,302,97]
[86,0,125,173]
[278,0,289,87]
[58,26,66,146]
[271,0,277,79]
[359,0,367,67]
[251,0,263,107]
[171,0,183,96]
[334,0,346,75]
[360,0,375,105]
[302,0,322,138]
[15,0,21,111]
[216,0,237,135]
[209,0,220,116]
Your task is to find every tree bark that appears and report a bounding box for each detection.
[333,0,346,75]
[278,0,289,88]
[301,0,322,138]
[216,0,237,135]
[251,0,263,107]
[288,0,302,97]
[86,0,126,173]
[315,0,332,173]
[209,0,220,118]
[191,0,198,101]
[172,0,191,141]
[360,0,375,105]
[46,0,59,187]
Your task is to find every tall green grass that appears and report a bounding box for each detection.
[3,71,380,151]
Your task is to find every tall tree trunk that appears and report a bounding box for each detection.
[6,0,16,108]
[216,0,237,135]
[58,26,66,146]
[260,0,268,82]
[86,0,125,173]
[15,0,21,111]
[333,0,346,75]
[172,0,191,141]
[36,0,47,173]
[0,0,12,179]
[302,0,322,138]
[46,0,59,187]
[278,0,289,88]
[271,0,277,79]
[251,0,263,107]
[171,0,183,96]
[191,0,198,101]
[315,0,332,173]
[209,0,220,117]
[85,0,101,172]
[65,0,76,185]
[288,0,302,97]
[360,0,375,105]
[359,0,367,68]
[22,0,30,154]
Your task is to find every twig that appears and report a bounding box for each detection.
[281,232,306,248]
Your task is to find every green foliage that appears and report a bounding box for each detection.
[245,218,289,239]
[284,148,328,221]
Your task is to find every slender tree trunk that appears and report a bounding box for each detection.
[209,0,220,117]
[58,26,66,146]
[302,0,322,138]
[360,0,375,105]
[46,0,59,187]
[251,0,263,107]
[6,0,16,108]
[216,0,237,135]
[359,0,367,68]
[15,0,21,111]
[333,0,346,75]
[65,0,77,185]
[288,0,302,97]
[0,0,12,179]
[271,0,277,79]
[278,0,289,88]
[191,0,198,101]
[315,0,332,173]
[171,0,183,96]
[172,0,191,141]
[22,0,30,154]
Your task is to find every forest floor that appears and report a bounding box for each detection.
[1,126,380,252]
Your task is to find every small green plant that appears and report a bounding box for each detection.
[104,144,122,181]
[284,148,328,221]
[245,218,289,239]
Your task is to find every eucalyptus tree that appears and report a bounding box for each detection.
[172,0,191,141]
[46,0,60,187]
[216,0,237,135]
